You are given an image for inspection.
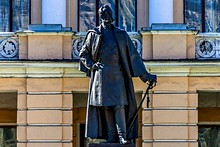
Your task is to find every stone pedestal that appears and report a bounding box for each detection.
[16,24,74,60]
[140,23,198,60]
[88,143,135,147]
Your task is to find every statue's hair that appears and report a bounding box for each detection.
[98,4,114,23]
[98,4,112,15]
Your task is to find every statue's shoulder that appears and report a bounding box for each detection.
[114,26,126,33]
[84,27,101,40]
[87,26,102,35]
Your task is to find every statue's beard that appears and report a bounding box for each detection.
[102,17,114,28]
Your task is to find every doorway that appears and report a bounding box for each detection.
[198,91,220,147]
[0,91,17,147]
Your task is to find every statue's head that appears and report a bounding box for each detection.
[98,5,114,25]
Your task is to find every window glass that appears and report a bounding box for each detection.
[79,0,96,32]
[204,0,220,32]
[12,0,30,32]
[0,0,10,32]
[0,127,16,146]
[0,0,30,32]
[118,0,136,32]
[199,126,220,147]
[185,0,220,32]
[185,0,202,31]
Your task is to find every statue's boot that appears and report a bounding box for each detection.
[103,107,118,143]
[114,106,131,144]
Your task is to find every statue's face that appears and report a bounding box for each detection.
[99,5,114,24]
[100,10,113,23]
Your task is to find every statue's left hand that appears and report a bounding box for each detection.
[92,62,104,70]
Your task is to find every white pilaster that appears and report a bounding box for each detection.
[149,0,173,26]
[42,0,66,27]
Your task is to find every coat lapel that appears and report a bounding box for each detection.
[113,27,132,78]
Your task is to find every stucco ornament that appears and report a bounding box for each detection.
[196,39,215,58]
[0,38,18,58]
[72,38,83,59]
[131,38,142,57]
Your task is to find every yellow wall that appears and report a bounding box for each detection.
[0,0,206,147]
[3,60,216,147]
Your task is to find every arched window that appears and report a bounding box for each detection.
[78,0,136,32]
[0,0,30,32]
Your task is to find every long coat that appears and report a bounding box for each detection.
[79,25,147,140]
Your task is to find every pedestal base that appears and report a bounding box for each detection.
[88,143,135,147]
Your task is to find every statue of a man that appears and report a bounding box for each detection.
[79,4,157,144]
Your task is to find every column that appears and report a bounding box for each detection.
[149,0,173,26]
[31,0,42,24]
[42,0,66,27]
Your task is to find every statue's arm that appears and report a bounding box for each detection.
[79,32,95,70]
[124,32,157,83]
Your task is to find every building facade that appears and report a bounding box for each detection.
[0,0,219,147]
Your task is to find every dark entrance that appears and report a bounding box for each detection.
[198,91,220,146]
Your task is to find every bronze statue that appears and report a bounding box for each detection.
[79,4,157,144]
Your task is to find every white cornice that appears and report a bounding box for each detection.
[0,61,218,77]
[140,30,198,35]
[0,61,85,78]
[145,61,220,76]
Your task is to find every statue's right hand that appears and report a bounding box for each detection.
[92,62,104,70]
[140,72,157,83]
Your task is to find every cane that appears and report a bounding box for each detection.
[127,80,156,134]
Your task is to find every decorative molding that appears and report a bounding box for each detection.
[72,37,83,59]
[0,61,219,77]
[17,124,72,126]
[0,37,19,59]
[144,62,220,76]
[17,140,72,143]
[196,33,220,59]
[143,140,197,143]
[143,107,197,110]
[140,30,198,35]
[143,124,197,126]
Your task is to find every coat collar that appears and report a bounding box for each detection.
[90,24,124,34]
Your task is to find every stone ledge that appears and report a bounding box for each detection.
[88,143,135,147]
